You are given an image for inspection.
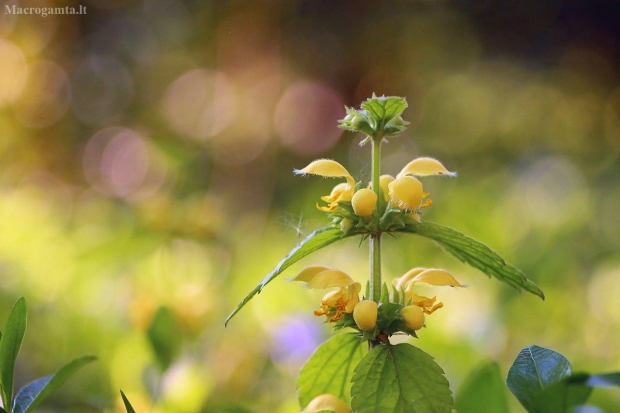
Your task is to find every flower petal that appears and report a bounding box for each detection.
[295,159,352,178]
[302,394,351,413]
[290,265,333,283]
[392,267,426,290]
[409,268,464,287]
[305,269,357,289]
[397,157,457,179]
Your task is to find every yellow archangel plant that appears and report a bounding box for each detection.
[226,95,544,413]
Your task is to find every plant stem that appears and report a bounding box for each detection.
[369,137,382,304]
[369,137,383,350]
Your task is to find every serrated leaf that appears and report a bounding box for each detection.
[400,221,545,299]
[507,345,572,411]
[455,360,509,413]
[12,355,96,413]
[298,333,365,408]
[120,390,136,413]
[351,343,453,413]
[360,96,408,127]
[0,297,27,410]
[226,227,349,326]
[147,306,183,371]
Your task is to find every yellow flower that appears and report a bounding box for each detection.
[396,157,457,179]
[295,159,356,212]
[388,157,456,215]
[353,300,378,331]
[291,265,362,322]
[392,268,463,315]
[388,175,429,210]
[368,174,394,202]
[301,394,351,413]
[351,188,377,218]
[401,305,425,330]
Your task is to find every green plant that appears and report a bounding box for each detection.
[455,345,620,413]
[0,297,96,413]
[120,390,136,413]
[225,95,545,412]
[506,345,620,413]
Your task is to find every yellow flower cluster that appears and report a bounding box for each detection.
[291,265,463,331]
[295,157,455,221]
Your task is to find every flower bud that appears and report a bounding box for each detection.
[401,305,425,330]
[302,394,351,413]
[353,300,378,331]
[340,217,354,232]
[388,176,424,210]
[351,188,377,218]
[339,108,375,136]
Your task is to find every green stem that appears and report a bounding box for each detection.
[369,137,383,350]
[369,138,382,303]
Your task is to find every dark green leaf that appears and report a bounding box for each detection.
[351,343,453,413]
[0,297,27,409]
[147,307,183,371]
[120,390,136,413]
[225,227,348,326]
[298,333,365,408]
[400,221,545,299]
[507,345,572,411]
[12,355,96,413]
[455,360,509,413]
[528,373,592,413]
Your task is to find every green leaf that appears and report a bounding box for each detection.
[297,333,365,408]
[507,345,572,411]
[528,373,592,413]
[351,343,453,413]
[12,355,96,413]
[120,390,136,413]
[147,306,183,371]
[0,297,27,410]
[360,95,408,128]
[400,221,545,299]
[225,227,348,326]
[455,360,509,413]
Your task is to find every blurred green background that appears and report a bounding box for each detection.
[1,0,620,411]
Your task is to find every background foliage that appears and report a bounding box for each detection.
[1,0,620,411]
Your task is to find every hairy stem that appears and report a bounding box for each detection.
[369,137,383,350]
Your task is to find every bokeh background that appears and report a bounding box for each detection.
[1,0,620,411]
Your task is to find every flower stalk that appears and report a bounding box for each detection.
[369,136,383,306]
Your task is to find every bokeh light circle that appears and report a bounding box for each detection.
[274,81,344,156]
[161,69,238,140]
[71,54,134,125]
[13,60,71,128]
[0,39,27,107]
[83,127,168,200]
